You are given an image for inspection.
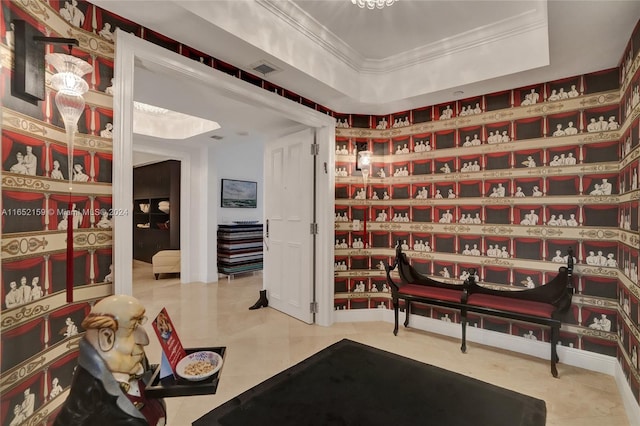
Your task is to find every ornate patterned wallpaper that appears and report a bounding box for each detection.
[333,23,640,406]
[0,2,638,424]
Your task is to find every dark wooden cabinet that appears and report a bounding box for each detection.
[133,160,180,263]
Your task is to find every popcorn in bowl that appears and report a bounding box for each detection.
[176,351,223,381]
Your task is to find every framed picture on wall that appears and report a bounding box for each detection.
[221,179,257,208]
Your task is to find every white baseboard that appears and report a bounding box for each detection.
[334,307,386,322]
[335,309,637,422]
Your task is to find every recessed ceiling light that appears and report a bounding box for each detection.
[453,90,464,97]
[236,131,249,136]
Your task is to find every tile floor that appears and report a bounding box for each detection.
[132,261,630,426]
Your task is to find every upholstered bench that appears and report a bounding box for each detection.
[385,243,574,377]
[152,250,181,279]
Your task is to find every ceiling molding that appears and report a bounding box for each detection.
[260,0,547,75]
[257,0,364,72]
[360,7,548,74]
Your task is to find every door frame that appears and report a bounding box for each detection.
[113,30,336,326]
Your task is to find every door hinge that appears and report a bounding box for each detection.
[310,301,318,314]
[310,143,319,156]
[310,223,318,235]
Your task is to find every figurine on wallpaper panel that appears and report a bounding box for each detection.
[98,23,115,41]
[62,317,79,338]
[519,210,539,225]
[49,377,64,400]
[104,264,114,283]
[72,164,90,182]
[415,187,428,199]
[8,147,37,175]
[587,314,612,332]
[439,105,453,120]
[521,276,536,288]
[105,78,115,95]
[336,119,350,128]
[8,388,36,426]
[438,209,454,224]
[395,143,409,154]
[520,89,540,106]
[414,140,431,152]
[589,178,613,195]
[60,0,85,27]
[375,210,388,221]
[4,275,44,309]
[440,163,451,174]
[439,268,450,278]
[352,237,365,249]
[101,123,114,138]
[335,145,349,155]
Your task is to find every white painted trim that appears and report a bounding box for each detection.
[112,31,335,329]
[112,30,135,295]
[615,362,640,426]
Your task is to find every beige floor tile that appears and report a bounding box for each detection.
[132,261,630,426]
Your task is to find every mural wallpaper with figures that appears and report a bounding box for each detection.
[0,2,639,424]
[0,1,116,425]
[333,24,640,408]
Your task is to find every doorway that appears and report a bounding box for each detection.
[112,30,336,326]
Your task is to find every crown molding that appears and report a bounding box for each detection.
[259,0,548,75]
[257,0,364,72]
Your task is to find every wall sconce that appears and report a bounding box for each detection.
[357,150,373,186]
[12,20,92,303]
[45,53,92,191]
[357,150,373,248]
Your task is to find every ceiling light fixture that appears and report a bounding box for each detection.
[351,0,396,10]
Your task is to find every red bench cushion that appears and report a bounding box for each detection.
[467,294,555,318]
[399,284,462,303]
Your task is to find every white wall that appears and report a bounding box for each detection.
[211,138,265,224]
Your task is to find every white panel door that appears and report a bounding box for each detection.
[263,128,314,324]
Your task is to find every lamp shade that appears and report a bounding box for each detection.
[46,53,92,129]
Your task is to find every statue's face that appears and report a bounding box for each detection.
[85,295,149,376]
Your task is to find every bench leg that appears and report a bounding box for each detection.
[460,308,467,353]
[404,301,411,328]
[392,296,399,336]
[550,326,559,378]
[154,273,159,280]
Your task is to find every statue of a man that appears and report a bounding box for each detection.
[54,295,166,425]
